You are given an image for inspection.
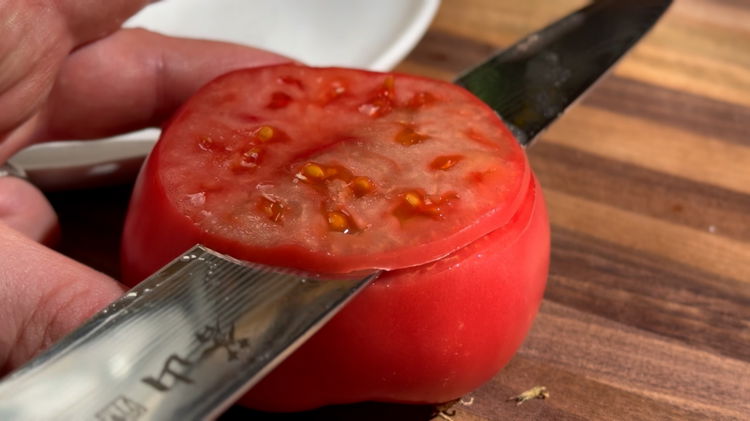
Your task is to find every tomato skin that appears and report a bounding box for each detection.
[239,176,548,411]
[120,65,550,411]
[121,145,194,282]
[122,170,548,411]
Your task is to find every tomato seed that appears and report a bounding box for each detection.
[326,210,358,234]
[395,124,429,146]
[299,163,326,181]
[255,126,275,142]
[430,155,464,171]
[350,176,374,197]
[297,163,356,186]
[404,192,423,207]
[247,125,290,144]
[393,191,457,222]
[258,196,285,224]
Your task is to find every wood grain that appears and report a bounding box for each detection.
[542,105,750,195]
[614,0,750,107]
[46,0,750,419]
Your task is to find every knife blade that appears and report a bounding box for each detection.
[0,246,378,420]
[0,0,671,419]
[456,0,673,147]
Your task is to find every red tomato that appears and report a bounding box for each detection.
[121,65,549,411]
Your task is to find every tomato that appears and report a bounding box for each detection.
[121,65,549,411]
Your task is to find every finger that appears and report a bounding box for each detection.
[36,29,292,142]
[0,222,124,372]
[0,0,149,137]
[53,0,151,44]
[0,176,59,245]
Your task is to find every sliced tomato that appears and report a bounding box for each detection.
[121,64,549,411]
[123,65,528,277]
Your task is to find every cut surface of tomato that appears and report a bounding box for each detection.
[150,65,528,273]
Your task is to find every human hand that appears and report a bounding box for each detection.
[0,0,290,373]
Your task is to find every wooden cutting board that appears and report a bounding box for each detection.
[49,0,750,419]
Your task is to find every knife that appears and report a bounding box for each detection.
[455,0,673,147]
[0,246,378,420]
[0,0,671,419]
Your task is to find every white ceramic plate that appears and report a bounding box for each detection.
[11,0,440,190]
[125,0,441,71]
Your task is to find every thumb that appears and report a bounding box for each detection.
[0,178,124,374]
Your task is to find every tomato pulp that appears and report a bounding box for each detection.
[121,65,549,411]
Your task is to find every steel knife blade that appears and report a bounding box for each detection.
[0,246,378,420]
[456,0,673,147]
[0,1,671,419]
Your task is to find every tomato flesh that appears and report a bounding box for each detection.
[121,65,549,411]
[149,65,528,274]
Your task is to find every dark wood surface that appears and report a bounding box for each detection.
[48,0,750,419]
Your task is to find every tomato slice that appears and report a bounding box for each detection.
[133,65,528,274]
